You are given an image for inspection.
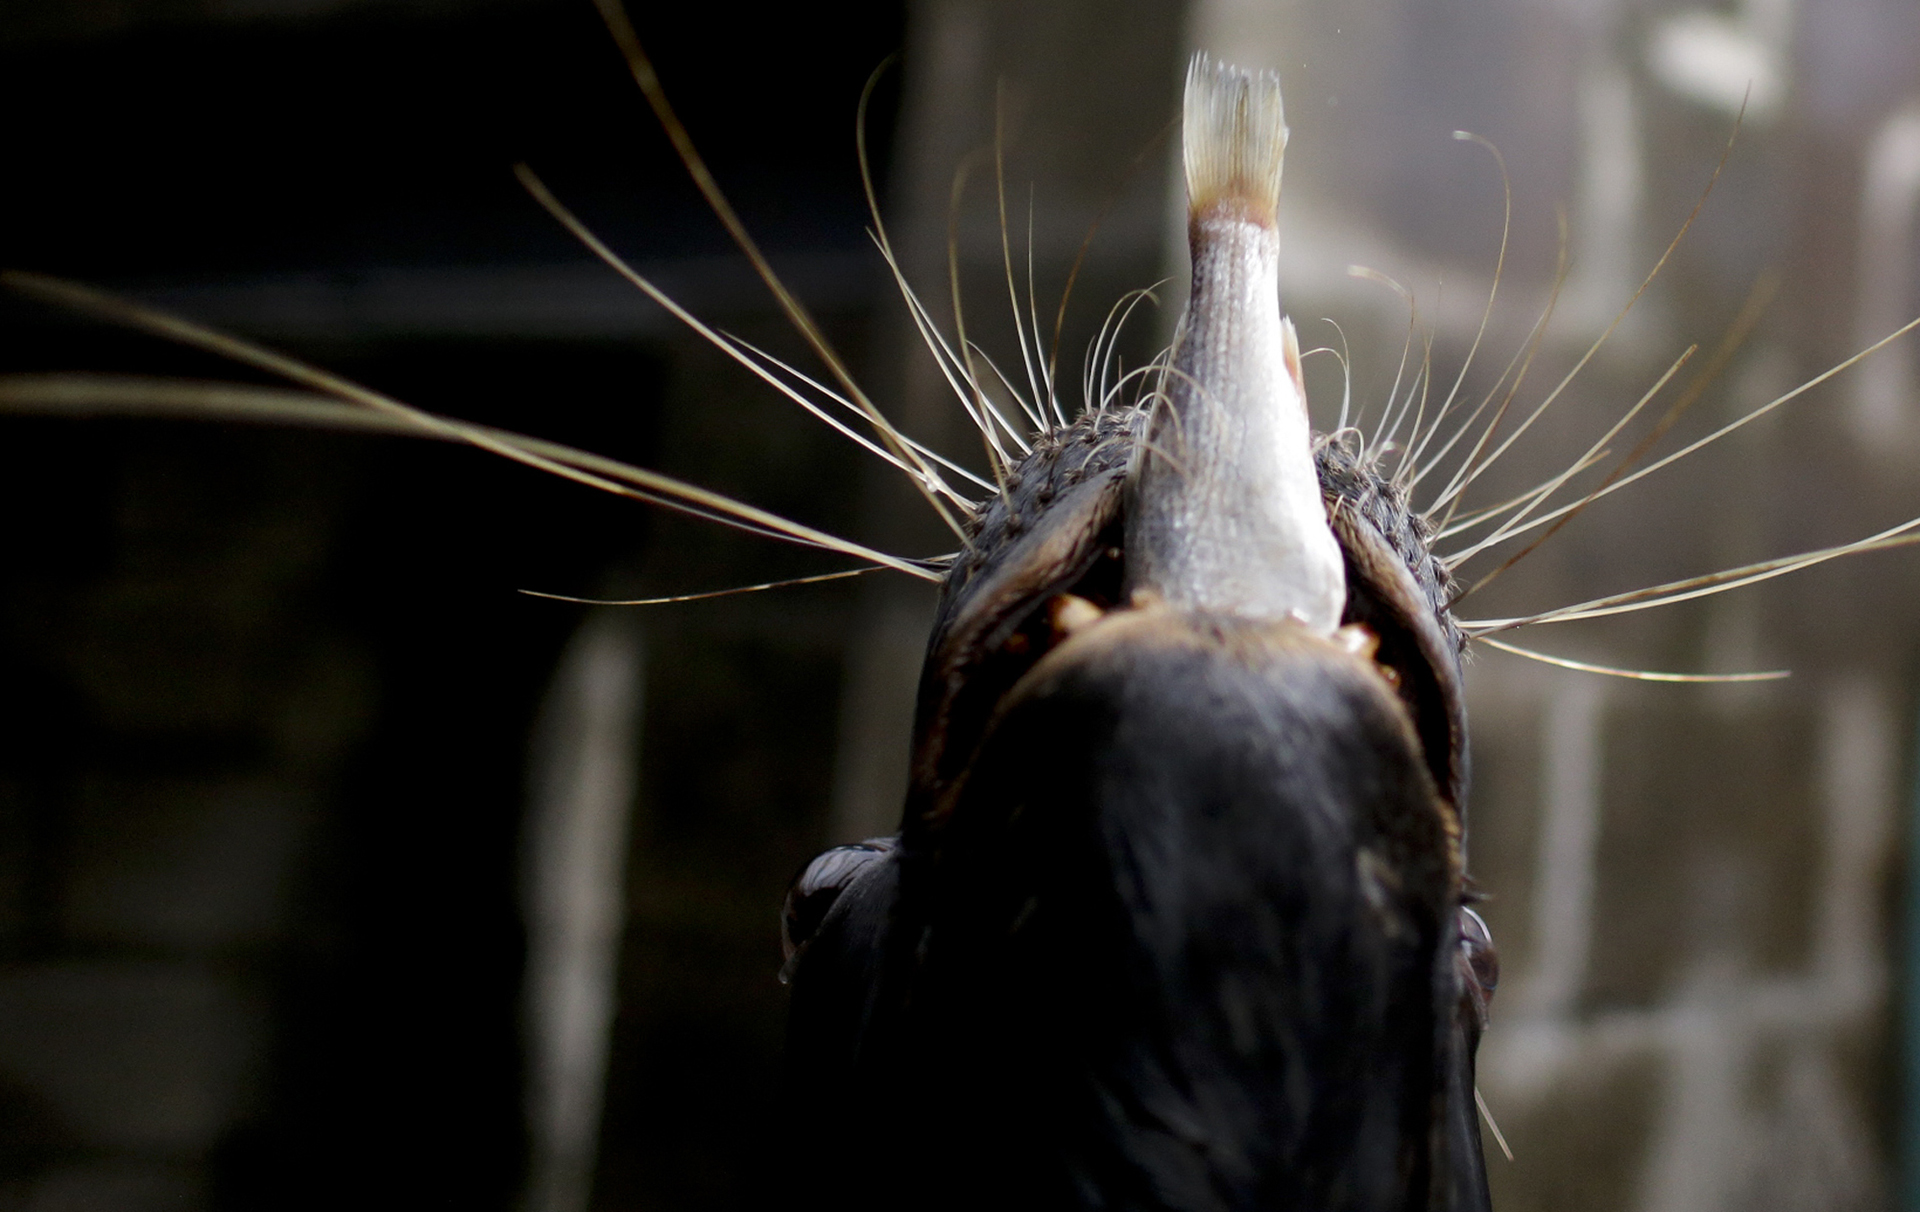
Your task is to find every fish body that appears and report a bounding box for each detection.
[1129,57,1346,634]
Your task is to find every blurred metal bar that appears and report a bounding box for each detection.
[124,252,879,342]
[1852,103,1920,449]
[1527,678,1605,1020]
[521,615,644,1212]
[1905,702,1920,1212]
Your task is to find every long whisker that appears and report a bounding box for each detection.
[1447,309,1920,551]
[1439,273,1772,546]
[1045,116,1178,400]
[1026,192,1065,427]
[0,373,440,435]
[1461,528,1920,634]
[590,0,964,536]
[1098,358,1173,414]
[1418,220,1570,516]
[1099,290,1162,418]
[1083,290,1116,417]
[514,168,975,533]
[966,340,1051,436]
[1351,266,1418,452]
[1476,1088,1515,1165]
[1475,636,1788,683]
[520,566,883,606]
[855,62,1017,465]
[1442,272,1778,597]
[1403,132,1511,483]
[1084,284,1166,415]
[724,334,997,494]
[1445,342,1697,576]
[862,228,1012,458]
[948,154,1027,482]
[1320,318,1355,432]
[714,332,982,506]
[1425,232,1579,520]
[1425,105,1745,523]
[994,85,1050,433]
[1385,283,1442,476]
[0,361,939,581]
[1380,329,1435,460]
[0,379,766,541]
[1434,447,1613,535]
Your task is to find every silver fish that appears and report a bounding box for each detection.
[1128,54,1346,633]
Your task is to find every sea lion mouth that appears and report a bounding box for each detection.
[1315,436,1471,816]
[904,409,1469,835]
[901,54,1472,833]
[905,411,1138,826]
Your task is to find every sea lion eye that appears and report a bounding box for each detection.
[1457,905,1499,1028]
[780,838,896,969]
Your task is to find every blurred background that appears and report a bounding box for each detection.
[0,0,1916,1209]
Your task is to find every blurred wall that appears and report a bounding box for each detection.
[1,1,1918,1211]
[1180,2,1920,1211]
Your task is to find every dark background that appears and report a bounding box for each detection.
[0,1,907,1207]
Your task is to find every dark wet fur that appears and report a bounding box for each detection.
[938,408,1144,612]
[782,406,1489,1212]
[1311,438,1464,658]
